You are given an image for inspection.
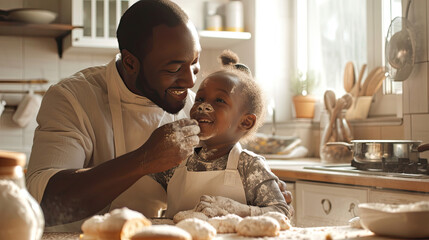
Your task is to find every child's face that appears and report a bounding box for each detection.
[190,72,245,145]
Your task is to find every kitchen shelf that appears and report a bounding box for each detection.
[0,21,81,58]
[198,30,251,49]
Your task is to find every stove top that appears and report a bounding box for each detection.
[351,158,428,174]
[304,163,429,179]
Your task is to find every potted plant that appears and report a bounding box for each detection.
[290,71,317,118]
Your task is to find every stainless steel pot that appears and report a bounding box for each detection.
[327,140,429,163]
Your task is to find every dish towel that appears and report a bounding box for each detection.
[12,93,42,128]
[0,99,5,118]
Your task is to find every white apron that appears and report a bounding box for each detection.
[165,143,247,218]
[45,60,169,232]
[107,61,168,217]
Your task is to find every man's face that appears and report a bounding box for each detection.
[136,21,201,114]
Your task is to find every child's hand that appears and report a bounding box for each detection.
[195,195,250,218]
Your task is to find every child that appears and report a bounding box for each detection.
[151,50,291,219]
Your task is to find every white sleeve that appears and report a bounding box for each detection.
[26,85,93,203]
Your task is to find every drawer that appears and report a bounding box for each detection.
[296,181,368,227]
[369,189,429,204]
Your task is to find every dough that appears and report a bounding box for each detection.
[130,225,191,240]
[81,207,151,240]
[207,214,242,233]
[176,218,216,240]
[173,210,209,223]
[81,215,106,239]
[236,216,280,237]
[348,217,362,229]
[263,212,291,230]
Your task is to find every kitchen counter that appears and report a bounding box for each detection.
[41,226,400,240]
[267,158,429,193]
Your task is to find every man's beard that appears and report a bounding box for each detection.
[135,73,186,114]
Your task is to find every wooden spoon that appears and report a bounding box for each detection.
[359,67,384,96]
[365,68,386,96]
[324,90,336,115]
[349,64,366,98]
[343,62,355,93]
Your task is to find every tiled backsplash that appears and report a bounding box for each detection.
[0,36,115,158]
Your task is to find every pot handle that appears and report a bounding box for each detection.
[326,142,353,150]
[417,143,429,152]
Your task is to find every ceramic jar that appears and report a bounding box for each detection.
[0,150,44,240]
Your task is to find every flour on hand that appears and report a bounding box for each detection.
[165,119,200,157]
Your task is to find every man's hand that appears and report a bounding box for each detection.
[194,195,250,218]
[138,118,200,174]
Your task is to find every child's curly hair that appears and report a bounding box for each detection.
[216,50,266,144]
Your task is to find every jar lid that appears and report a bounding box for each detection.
[0,150,26,167]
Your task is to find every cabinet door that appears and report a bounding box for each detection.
[296,181,368,227]
[369,189,429,204]
[72,0,135,48]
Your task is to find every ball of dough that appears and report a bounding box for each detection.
[348,217,362,229]
[130,225,191,240]
[207,214,242,233]
[81,215,106,239]
[263,212,291,230]
[173,210,208,224]
[176,218,216,240]
[236,216,280,237]
[81,207,151,240]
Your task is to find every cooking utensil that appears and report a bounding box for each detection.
[359,67,384,96]
[322,90,337,145]
[359,201,429,238]
[343,62,355,93]
[337,94,353,142]
[349,64,366,98]
[327,140,429,164]
[364,69,386,96]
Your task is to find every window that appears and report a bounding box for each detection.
[297,0,367,97]
[296,0,403,118]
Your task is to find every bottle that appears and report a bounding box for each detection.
[225,0,244,32]
[206,14,223,31]
[0,150,44,240]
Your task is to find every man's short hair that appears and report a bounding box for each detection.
[117,0,189,58]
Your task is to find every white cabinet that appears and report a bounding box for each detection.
[369,189,429,204]
[59,0,252,53]
[295,181,368,227]
[60,0,137,53]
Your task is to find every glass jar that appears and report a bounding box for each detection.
[0,150,44,240]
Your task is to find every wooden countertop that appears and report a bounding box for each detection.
[267,159,429,193]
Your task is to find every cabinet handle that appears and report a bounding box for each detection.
[349,203,357,217]
[321,199,332,215]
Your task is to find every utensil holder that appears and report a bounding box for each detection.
[345,96,372,120]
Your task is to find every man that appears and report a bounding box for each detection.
[26,0,292,232]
